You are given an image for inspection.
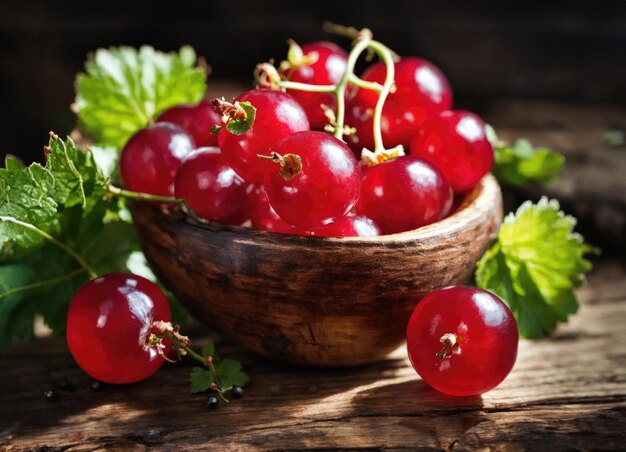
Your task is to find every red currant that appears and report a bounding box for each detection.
[66,273,172,384]
[356,156,453,234]
[249,188,297,234]
[157,101,222,147]
[218,89,310,183]
[410,110,494,193]
[284,41,348,129]
[347,57,452,151]
[406,286,518,396]
[309,214,380,237]
[175,147,248,225]
[263,131,361,229]
[120,122,195,196]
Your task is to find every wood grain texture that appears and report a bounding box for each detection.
[483,99,626,253]
[0,259,624,451]
[131,175,502,366]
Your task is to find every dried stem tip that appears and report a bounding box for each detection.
[436,332,459,359]
[361,145,405,167]
[212,98,247,123]
[257,152,303,180]
[254,63,281,90]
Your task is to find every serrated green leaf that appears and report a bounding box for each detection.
[202,340,215,358]
[0,135,107,263]
[476,197,596,338]
[215,358,249,391]
[225,101,256,135]
[0,136,150,348]
[0,168,57,261]
[190,366,213,394]
[488,126,565,187]
[90,145,120,181]
[75,45,206,149]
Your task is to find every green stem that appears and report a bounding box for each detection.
[275,80,335,93]
[0,216,97,279]
[0,268,86,300]
[181,343,228,402]
[349,74,383,92]
[365,40,396,151]
[106,185,184,205]
[322,22,360,39]
[333,37,374,141]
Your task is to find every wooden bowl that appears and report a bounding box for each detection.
[132,174,503,366]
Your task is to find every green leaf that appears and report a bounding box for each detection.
[225,101,256,136]
[476,198,597,338]
[0,264,38,345]
[75,45,206,149]
[487,125,565,187]
[0,136,148,348]
[202,340,215,358]
[0,169,57,261]
[215,358,250,391]
[190,367,215,394]
[90,145,120,182]
[601,129,624,147]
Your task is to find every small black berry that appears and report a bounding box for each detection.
[207,395,219,410]
[44,389,58,401]
[90,379,103,391]
[59,380,75,392]
[231,385,244,399]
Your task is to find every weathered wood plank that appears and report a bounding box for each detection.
[484,100,626,253]
[1,259,624,450]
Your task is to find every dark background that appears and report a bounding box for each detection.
[1,0,625,163]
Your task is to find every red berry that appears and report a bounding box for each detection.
[157,101,222,147]
[218,90,310,183]
[310,214,380,237]
[284,42,348,129]
[347,57,452,151]
[410,110,494,193]
[406,286,518,396]
[120,123,195,196]
[249,189,297,234]
[263,131,361,229]
[356,156,453,234]
[175,147,248,224]
[66,273,172,384]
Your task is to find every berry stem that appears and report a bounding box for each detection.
[348,74,384,92]
[106,184,184,205]
[271,80,336,93]
[257,152,303,180]
[436,332,459,359]
[366,40,396,152]
[322,22,361,40]
[0,216,97,279]
[260,26,396,151]
[0,268,86,300]
[150,322,230,402]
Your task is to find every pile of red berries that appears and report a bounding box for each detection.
[67,33,516,400]
[120,41,494,237]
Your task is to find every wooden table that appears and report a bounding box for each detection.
[1,97,625,450]
[1,257,624,451]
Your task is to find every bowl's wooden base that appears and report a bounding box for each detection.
[132,174,502,366]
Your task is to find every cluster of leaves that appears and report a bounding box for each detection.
[0,45,215,359]
[190,340,250,394]
[487,125,565,187]
[475,198,597,338]
[75,45,207,150]
[0,135,142,348]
